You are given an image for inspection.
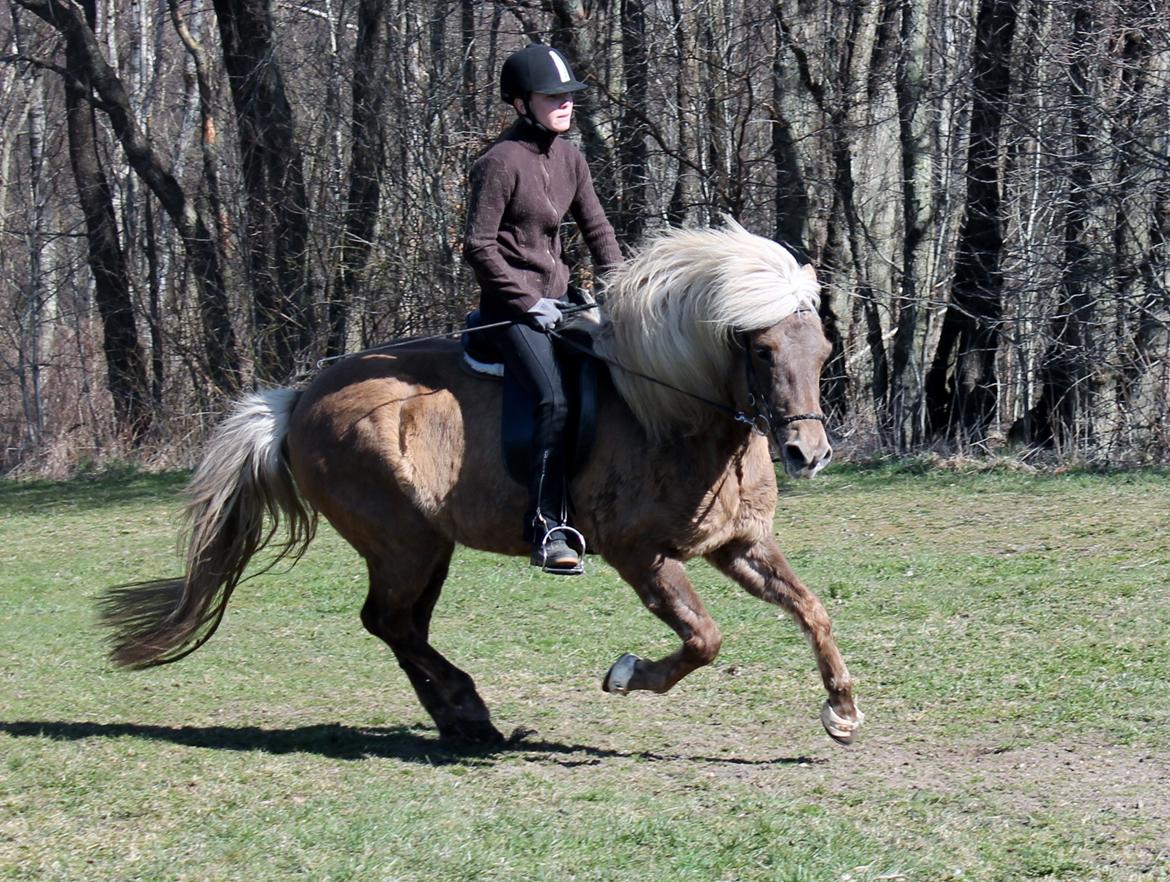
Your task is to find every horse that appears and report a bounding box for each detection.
[101,219,864,746]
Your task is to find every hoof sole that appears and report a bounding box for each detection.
[821,700,865,746]
[602,653,639,695]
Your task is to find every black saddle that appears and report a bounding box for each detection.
[461,312,600,486]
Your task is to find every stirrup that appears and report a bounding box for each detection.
[532,526,586,575]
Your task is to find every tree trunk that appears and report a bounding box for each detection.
[888,0,932,451]
[616,0,648,243]
[329,0,388,358]
[828,0,888,421]
[62,0,152,440]
[10,8,50,447]
[213,0,316,381]
[667,0,700,224]
[925,0,1018,446]
[1018,2,1097,451]
[770,2,809,253]
[1110,14,1170,453]
[169,0,230,255]
[461,0,476,125]
[547,0,617,185]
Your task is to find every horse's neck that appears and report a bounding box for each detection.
[658,419,763,481]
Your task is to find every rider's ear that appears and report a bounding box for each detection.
[800,263,818,283]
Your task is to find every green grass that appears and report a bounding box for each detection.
[2,465,1169,881]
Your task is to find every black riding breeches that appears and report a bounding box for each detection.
[496,321,571,543]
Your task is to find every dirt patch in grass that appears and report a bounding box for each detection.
[831,735,1170,820]
[505,715,1170,824]
[500,720,1170,877]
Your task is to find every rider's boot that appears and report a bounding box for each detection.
[530,527,583,572]
[527,450,585,574]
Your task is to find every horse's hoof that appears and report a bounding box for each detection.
[438,718,505,746]
[602,653,639,695]
[821,700,865,746]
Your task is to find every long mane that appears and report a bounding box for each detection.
[597,218,820,441]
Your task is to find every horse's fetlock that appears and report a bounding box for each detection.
[827,682,851,701]
[686,627,722,664]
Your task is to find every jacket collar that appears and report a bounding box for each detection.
[504,118,559,155]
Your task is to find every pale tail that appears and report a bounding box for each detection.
[101,388,316,668]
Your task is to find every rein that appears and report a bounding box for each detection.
[549,324,826,438]
[316,304,825,438]
[314,303,600,369]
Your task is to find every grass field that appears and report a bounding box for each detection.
[1,464,1168,882]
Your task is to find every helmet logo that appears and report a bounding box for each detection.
[549,50,572,84]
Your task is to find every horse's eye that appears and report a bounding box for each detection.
[754,346,773,362]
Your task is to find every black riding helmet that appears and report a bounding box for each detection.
[499,44,588,104]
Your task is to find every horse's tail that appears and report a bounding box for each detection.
[101,388,317,669]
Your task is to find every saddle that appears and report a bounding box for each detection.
[461,312,600,486]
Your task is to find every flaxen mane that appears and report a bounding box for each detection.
[598,218,820,440]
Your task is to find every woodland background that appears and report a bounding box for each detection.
[1,0,1168,474]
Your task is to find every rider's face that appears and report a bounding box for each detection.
[518,92,574,133]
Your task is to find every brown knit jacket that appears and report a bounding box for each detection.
[463,120,623,320]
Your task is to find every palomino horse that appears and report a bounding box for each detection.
[103,220,864,746]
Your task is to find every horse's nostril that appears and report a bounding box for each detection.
[784,443,806,466]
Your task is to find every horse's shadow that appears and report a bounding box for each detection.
[0,719,824,768]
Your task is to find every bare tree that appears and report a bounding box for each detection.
[50,0,153,439]
[14,0,242,395]
[6,7,51,449]
[213,0,315,380]
[615,0,648,242]
[327,0,387,358]
[925,0,1019,446]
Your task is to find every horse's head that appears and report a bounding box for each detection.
[602,221,833,460]
[743,279,832,479]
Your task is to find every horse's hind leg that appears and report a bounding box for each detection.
[361,541,503,745]
[601,553,723,695]
[707,537,863,745]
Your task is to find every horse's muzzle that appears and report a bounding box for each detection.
[780,430,832,478]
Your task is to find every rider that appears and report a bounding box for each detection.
[463,44,623,573]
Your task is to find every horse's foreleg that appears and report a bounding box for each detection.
[602,554,723,695]
[707,537,864,745]
[363,547,503,745]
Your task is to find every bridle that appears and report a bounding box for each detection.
[737,325,827,442]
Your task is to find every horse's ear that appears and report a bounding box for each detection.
[801,263,818,284]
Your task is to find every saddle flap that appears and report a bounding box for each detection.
[460,310,601,486]
[501,337,600,487]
